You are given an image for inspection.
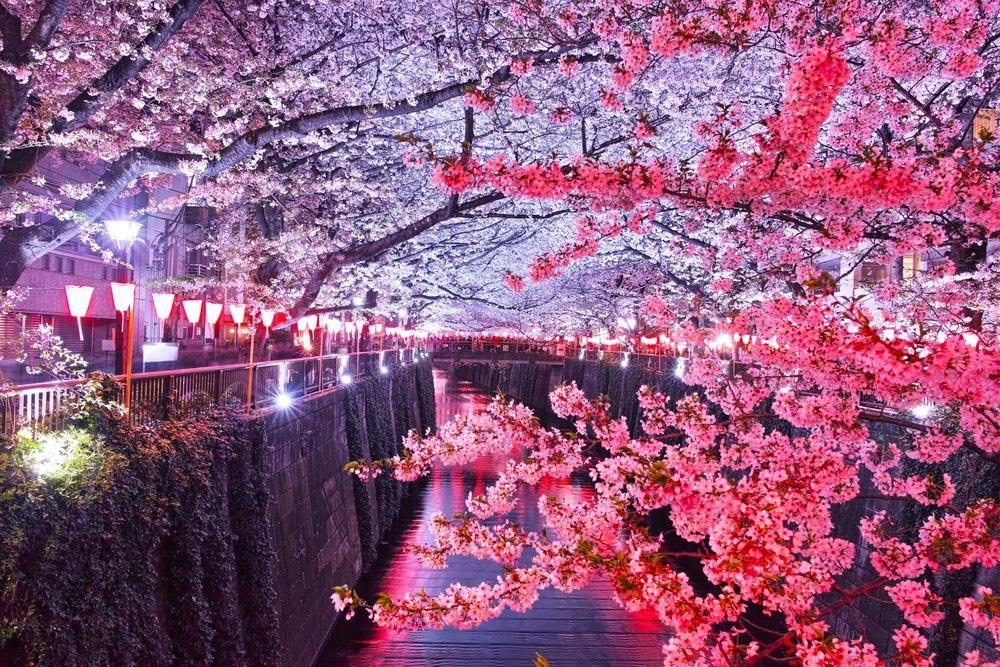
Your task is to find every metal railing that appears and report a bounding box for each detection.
[3,347,422,435]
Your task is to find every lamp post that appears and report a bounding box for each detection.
[103,219,141,410]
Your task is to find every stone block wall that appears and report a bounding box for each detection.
[264,359,436,667]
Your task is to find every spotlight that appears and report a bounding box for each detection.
[911,402,934,420]
[276,393,293,410]
[620,353,629,368]
[674,358,686,379]
[340,374,353,385]
[380,365,389,374]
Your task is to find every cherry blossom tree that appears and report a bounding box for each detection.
[333,0,1000,664]
[2,0,999,661]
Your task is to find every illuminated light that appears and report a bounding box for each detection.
[674,357,686,379]
[579,349,585,360]
[616,317,627,329]
[301,330,312,351]
[110,282,136,313]
[275,393,293,410]
[620,353,630,368]
[103,219,141,250]
[598,350,604,360]
[911,402,935,419]
[181,299,203,324]
[340,374,353,385]
[626,317,637,330]
[296,318,308,332]
[962,332,980,347]
[229,303,246,325]
[23,429,86,477]
[152,292,175,320]
[326,318,342,333]
[398,308,408,319]
[260,309,276,329]
[379,365,389,374]
[373,323,384,334]
[352,296,363,307]
[306,314,319,331]
[64,285,94,341]
[345,322,357,335]
[659,334,669,345]
[741,334,751,345]
[205,302,223,325]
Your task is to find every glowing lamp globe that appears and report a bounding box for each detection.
[110,282,136,314]
[152,292,175,320]
[103,219,141,251]
[181,299,203,324]
[229,303,246,325]
[64,285,94,340]
[205,302,223,326]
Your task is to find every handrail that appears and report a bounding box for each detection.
[3,347,424,435]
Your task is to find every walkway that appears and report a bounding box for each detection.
[317,369,667,666]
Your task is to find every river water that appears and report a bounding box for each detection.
[316,368,666,666]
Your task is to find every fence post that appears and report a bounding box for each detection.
[214,369,223,405]
[162,375,174,420]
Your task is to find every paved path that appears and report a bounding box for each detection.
[317,370,667,666]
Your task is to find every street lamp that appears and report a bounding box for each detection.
[103,218,141,412]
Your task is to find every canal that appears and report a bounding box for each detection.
[316,368,667,666]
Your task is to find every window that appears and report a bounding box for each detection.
[63,258,75,275]
[856,262,888,287]
[901,252,922,281]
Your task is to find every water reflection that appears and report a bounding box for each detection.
[316,369,666,666]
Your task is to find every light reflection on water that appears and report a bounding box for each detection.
[316,368,665,666]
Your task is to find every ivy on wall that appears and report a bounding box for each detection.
[0,408,280,667]
[343,360,438,570]
[343,387,379,571]
[414,359,437,436]
[390,365,416,443]
[362,374,403,540]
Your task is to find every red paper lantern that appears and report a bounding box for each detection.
[182,299,202,324]
[229,303,246,325]
[110,282,136,314]
[205,302,223,325]
[65,285,94,340]
[152,292,175,320]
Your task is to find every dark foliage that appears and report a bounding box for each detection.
[343,387,379,570]
[0,409,280,667]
